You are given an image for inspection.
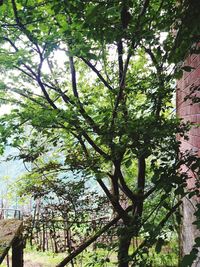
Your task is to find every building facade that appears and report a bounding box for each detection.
[176,53,200,261]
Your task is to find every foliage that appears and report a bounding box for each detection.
[0,0,199,266]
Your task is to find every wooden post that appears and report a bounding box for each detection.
[12,236,23,267]
[0,220,23,265]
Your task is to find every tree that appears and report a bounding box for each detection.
[0,0,200,266]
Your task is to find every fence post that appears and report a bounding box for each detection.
[12,235,23,267]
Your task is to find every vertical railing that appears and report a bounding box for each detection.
[0,208,22,220]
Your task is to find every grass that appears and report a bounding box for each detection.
[1,239,178,267]
[24,246,117,266]
[24,246,66,266]
[1,248,65,267]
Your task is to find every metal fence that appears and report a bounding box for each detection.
[0,208,22,220]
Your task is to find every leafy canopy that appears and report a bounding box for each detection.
[0,0,200,266]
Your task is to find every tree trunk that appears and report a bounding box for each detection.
[45,220,49,251]
[51,221,58,253]
[42,221,45,252]
[118,229,131,267]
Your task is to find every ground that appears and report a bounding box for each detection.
[2,250,64,267]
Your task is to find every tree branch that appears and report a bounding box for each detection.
[139,0,150,17]
[11,0,38,46]
[117,40,124,85]
[36,50,58,109]
[3,37,38,79]
[136,156,146,217]
[69,55,79,99]
[131,201,182,264]
[56,205,133,267]
[36,76,58,109]
[97,178,130,224]
[81,131,109,159]
[110,51,131,135]
[80,57,113,91]
[72,132,89,158]
[144,47,164,116]
[118,167,138,202]
[9,88,48,108]
[68,55,102,135]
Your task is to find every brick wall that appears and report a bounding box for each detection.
[177,54,200,260]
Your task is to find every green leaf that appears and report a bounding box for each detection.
[181,254,196,267]
[181,66,195,72]
[174,70,183,79]
[194,237,200,247]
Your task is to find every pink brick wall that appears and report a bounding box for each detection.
[177,54,200,157]
[177,54,200,259]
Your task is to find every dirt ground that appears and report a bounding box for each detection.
[24,259,43,267]
[2,245,64,267]
[3,256,55,267]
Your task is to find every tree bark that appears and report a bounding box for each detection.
[118,228,132,267]
[42,221,45,252]
[51,220,58,253]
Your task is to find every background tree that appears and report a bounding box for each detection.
[0,0,200,266]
